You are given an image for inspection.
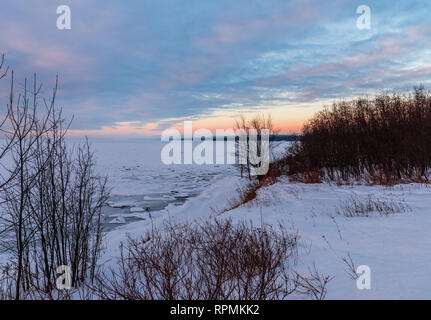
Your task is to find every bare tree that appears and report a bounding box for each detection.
[0,64,108,299]
[234,114,276,180]
[0,73,57,299]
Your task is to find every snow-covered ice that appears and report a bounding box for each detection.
[89,139,239,230]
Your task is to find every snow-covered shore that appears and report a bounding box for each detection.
[218,178,431,299]
[86,139,430,299]
[103,173,431,299]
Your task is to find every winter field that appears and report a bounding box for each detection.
[91,139,431,300]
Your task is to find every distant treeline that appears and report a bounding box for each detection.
[179,134,301,141]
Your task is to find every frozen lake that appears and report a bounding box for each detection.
[90,139,239,230]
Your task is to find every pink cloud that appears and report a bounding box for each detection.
[0,22,92,79]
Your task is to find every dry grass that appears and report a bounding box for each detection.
[292,264,334,300]
[337,193,410,217]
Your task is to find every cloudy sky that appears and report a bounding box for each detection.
[0,0,430,136]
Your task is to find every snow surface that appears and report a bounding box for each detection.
[220,179,431,299]
[2,137,427,299]
[95,139,431,299]
[103,174,431,299]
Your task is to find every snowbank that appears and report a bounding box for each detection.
[218,178,431,299]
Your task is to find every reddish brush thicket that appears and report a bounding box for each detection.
[285,87,431,184]
[93,219,301,300]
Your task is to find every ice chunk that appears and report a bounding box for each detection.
[109,217,126,224]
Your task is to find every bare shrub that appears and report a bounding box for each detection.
[220,164,285,213]
[337,193,410,217]
[0,68,108,299]
[342,253,358,280]
[93,219,300,300]
[285,88,431,184]
[217,177,280,214]
[293,264,334,300]
[23,138,109,297]
[0,263,14,299]
[219,181,260,213]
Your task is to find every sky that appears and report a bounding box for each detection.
[0,0,430,137]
